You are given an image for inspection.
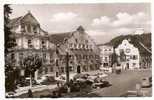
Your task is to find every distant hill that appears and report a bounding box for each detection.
[105,33,151,56]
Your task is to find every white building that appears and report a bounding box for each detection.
[115,39,140,69]
[99,45,113,67]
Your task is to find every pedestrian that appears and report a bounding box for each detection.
[28,89,33,98]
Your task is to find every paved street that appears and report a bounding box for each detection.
[85,69,152,97]
[17,69,152,98]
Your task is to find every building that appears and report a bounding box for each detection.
[6,11,101,80]
[7,11,57,79]
[99,45,114,67]
[49,26,101,75]
[115,39,140,69]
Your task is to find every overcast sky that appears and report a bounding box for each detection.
[10,3,151,44]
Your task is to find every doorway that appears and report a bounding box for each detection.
[77,65,81,73]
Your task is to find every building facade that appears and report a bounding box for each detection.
[49,26,101,75]
[6,12,101,79]
[99,45,113,67]
[7,12,57,79]
[115,39,140,69]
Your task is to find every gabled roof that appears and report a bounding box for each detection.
[9,11,40,27]
[8,16,23,27]
[49,32,74,45]
[21,11,40,25]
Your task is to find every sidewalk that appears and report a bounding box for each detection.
[14,84,57,96]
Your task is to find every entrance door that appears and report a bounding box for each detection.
[77,65,81,73]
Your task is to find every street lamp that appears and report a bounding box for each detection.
[65,50,70,84]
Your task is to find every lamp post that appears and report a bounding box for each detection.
[66,51,70,84]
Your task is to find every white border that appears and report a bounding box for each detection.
[0,0,153,100]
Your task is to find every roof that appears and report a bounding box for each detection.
[8,16,23,27]
[49,32,73,45]
[8,11,40,27]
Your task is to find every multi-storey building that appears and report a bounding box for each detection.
[99,45,113,67]
[49,26,101,75]
[6,11,101,79]
[7,11,56,79]
[115,39,140,69]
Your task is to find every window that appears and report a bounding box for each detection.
[69,66,73,71]
[133,63,136,66]
[19,53,23,59]
[83,44,85,49]
[126,49,130,53]
[104,49,107,51]
[19,53,23,65]
[50,67,53,72]
[11,53,15,60]
[33,26,37,33]
[43,53,46,62]
[61,67,65,73]
[42,40,46,49]
[28,39,33,48]
[74,44,77,49]
[78,44,81,49]
[85,40,88,43]
[21,24,26,32]
[105,57,108,62]
[133,55,138,60]
[75,38,78,43]
[86,45,88,49]
[27,24,31,33]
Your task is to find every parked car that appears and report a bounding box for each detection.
[93,80,110,88]
[100,67,112,73]
[141,77,151,88]
[18,77,39,87]
[55,75,66,83]
[6,92,15,98]
[39,75,56,85]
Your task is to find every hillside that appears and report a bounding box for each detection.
[105,33,151,56]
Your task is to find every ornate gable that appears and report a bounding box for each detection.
[21,11,40,26]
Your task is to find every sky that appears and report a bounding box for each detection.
[10,3,151,44]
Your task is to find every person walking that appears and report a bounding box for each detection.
[28,89,33,98]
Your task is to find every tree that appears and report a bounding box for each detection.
[4,4,17,92]
[23,54,42,87]
[4,4,16,54]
